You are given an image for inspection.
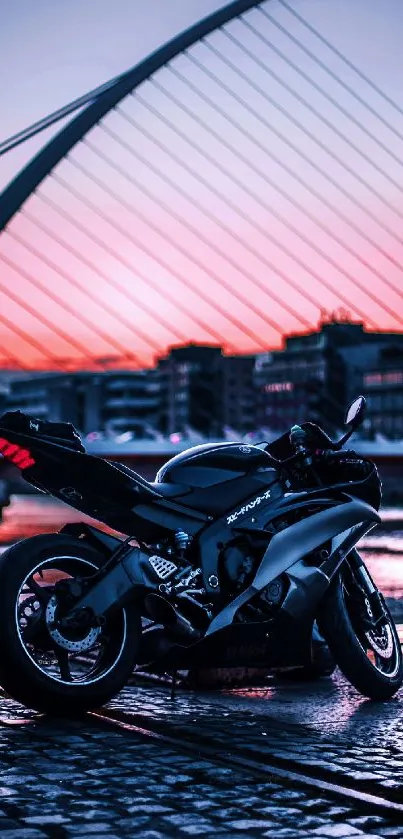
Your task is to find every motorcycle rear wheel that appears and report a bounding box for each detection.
[0,533,140,715]
[317,553,403,700]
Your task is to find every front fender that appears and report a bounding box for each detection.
[206,496,379,636]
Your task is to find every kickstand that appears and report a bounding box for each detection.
[170,669,178,701]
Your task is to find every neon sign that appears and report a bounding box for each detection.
[0,438,35,470]
[264,382,294,393]
[364,371,403,387]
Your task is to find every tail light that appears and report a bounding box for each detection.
[0,438,35,470]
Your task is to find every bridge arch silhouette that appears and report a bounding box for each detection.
[0,0,402,370]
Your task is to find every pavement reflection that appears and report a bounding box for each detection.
[219,672,403,741]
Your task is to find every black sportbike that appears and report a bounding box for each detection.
[0,396,400,714]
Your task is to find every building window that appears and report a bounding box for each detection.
[177,363,200,374]
[264,382,294,393]
[364,371,403,387]
[385,371,403,385]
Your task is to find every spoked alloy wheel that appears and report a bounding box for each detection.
[0,534,140,714]
[362,614,399,678]
[342,562,400,680]
[17,557,126,687]
[318,552,403,700]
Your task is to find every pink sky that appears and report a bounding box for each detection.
[1,0,403,369]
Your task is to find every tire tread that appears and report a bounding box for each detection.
[0,534,140,715]
[317,570,403,700]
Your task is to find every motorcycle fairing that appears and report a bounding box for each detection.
[198,486,357,594]
[162,472,281,517]
[142,501,378,671]
[67,491,378,665]
[0,425,208,539]
[0,418,284,544]
[0,423,285,544]
[141,613,315,671]
[205,496,379,636]
[60,480,378,628]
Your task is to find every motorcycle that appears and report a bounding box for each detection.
[0,395,400,715]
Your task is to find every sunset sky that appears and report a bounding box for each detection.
[1,0,403,370]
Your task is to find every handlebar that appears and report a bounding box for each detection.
[289,425,308,450]
[288,422,355,455]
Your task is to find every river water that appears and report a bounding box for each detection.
[0,494,402,597]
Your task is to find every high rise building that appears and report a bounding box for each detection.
[3,321,403,442]
[254,317,403,436]
[362,345,403,439]
[4,370,160,438]
[158,344,257,438]
[3,347,258,442]
[158,345,223,438]
[221,354,257,435]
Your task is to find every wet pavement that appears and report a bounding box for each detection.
[1,500,403,835]
[0,712,392,839]
[105,673,403,802]
[3,672,403,837]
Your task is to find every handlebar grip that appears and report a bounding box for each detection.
[289,425,307,447]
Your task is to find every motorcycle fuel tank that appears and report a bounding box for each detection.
[155,442,277,489]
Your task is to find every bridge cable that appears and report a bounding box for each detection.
[33,189,231,352]
[140,81,397,327]
[0,251,116,366]
[54,159,281,349]
[67,146,292,341]
[164,60,403,309]
[2,235,144,365]
[87,130,314,331]
[106,114,335,325]
[273,0,403,136]
[201,36,403,242]
[0,261,79,368]
[247,10,403,173]
[20,209,190,347]
[47,172,249,353]
[128,93,378,329]
[169,57,403,286]
[14,214,173,355]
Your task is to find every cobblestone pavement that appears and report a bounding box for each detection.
[103,671,403,802]
[0,700,403,839]
[2,670,403,838]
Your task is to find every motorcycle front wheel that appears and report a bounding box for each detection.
[317,551,403,700]
[0,533,140,715]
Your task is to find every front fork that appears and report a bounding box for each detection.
[346,549,389,632]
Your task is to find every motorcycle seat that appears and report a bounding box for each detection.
[110,461,190,499]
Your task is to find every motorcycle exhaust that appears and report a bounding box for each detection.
[145,593,201,641]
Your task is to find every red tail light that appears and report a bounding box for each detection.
[0,438,36,470]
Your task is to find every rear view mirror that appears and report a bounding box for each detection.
[345,396,366,428]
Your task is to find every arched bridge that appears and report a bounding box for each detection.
[0,0,402,371]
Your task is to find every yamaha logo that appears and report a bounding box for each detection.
[239,446,252,454]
